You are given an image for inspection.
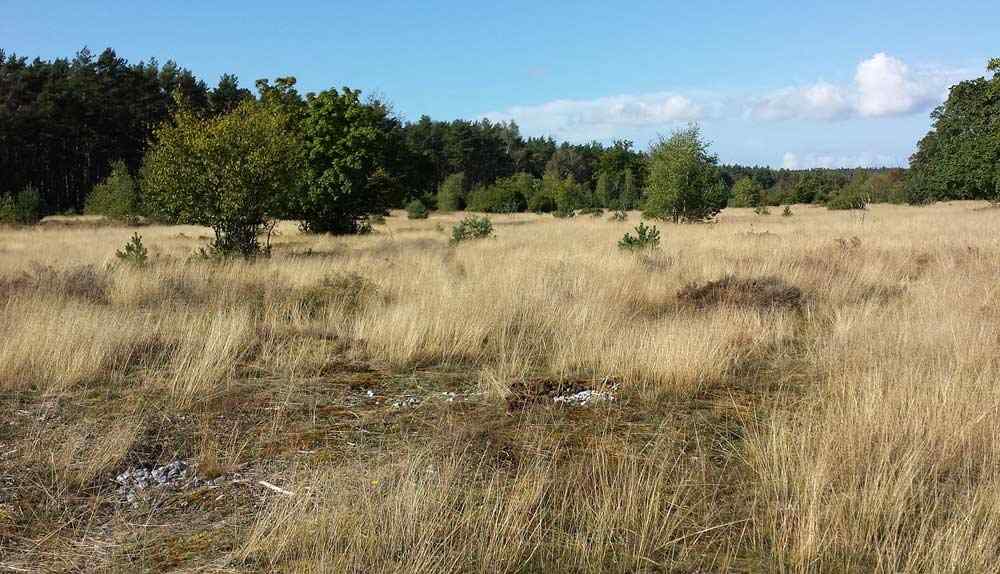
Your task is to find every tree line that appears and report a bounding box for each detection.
[2,48,997,232]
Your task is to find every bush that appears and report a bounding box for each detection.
[579,207,604,217]
[678,276,802,310]
[86,160,140,221]
[466,174,534,213]
[826,176,870,210]
[142,100,303,258]
[528,189,556,213]
[116,233,149,266]
[753,205,771,216]
[0,185,42,225]
[643,126,727,222]
[0,195,14,224]
[782,206,792,217]
[609,209,627,222]
[618,222,661,251]
[406,199,429,219]
[450,215,493,244]
[436,172,466,212]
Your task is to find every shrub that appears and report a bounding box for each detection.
[618,222,661,251]
[553,206,575,218]
[527,190,556,213]
[579,207,604,217]
[142,100,303,258]
[782,205,793,217]
[466,174,534,213]
[826,176,870,210]
[86,160,140,221]
[450,215,493,244]
[753,205,771,216]
[406,199,429,219]
[0,185,42,225]
[643,126,727,222]
[436,172,466,212]
[678,276,802,310]
[116,233,149,266]
[609,209,627,222]
[0,195,14,224]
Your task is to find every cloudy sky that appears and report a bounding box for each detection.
[4,0,997,167]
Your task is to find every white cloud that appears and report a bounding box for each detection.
[855,52,936,117]
[751,82,852,121]
[483,92,702,142]
[780,151,904,169]
[751,52,963,121]
[479,53,972,144]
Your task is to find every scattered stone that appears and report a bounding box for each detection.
[389,395,421,409]
[113,460,219,505]
[553,389,616,406]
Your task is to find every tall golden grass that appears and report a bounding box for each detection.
[2,202,999,572]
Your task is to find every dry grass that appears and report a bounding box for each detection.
[1,203,999,572]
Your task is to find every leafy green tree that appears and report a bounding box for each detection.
[85,160,140,220]
[620,168,640,210]
[209,74,253,116]
[729,177,763,208]
[436,172,466,211]
[643,126,727,222]
[142,100,303,257]
[594,171,615,207]
[907,58,1000,203]
[297,87,398,234]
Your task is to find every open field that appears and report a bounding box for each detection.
[3,202,1000,572]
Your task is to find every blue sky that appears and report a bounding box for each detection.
[3,0,997,167]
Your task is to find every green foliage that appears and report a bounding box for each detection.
[826,175,870,210]
[0,194,14,224]
[450,215,493,244]
[729,177,763,208]
[466,173,534,213]
[298,88,398,234]
[115,232,148,266]
[142,100,304,258]
[85,160,140,220]
[527,189,556,213]
[643,126,727,222]
[610,209,628,222]
[618,222,661,251]
[0,185,42,225]
[620,168,640,210]
[406,199,429,219]
[907,58,1000,203]
[579,207,604,217]
[594,172,614,207]
[436,172,466,212]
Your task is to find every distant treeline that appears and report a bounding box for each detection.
[1,48,997,218]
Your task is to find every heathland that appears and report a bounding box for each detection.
[3,202,999,572]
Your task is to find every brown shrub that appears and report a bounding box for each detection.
[678,276,802,310]
[0,264,110,304]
